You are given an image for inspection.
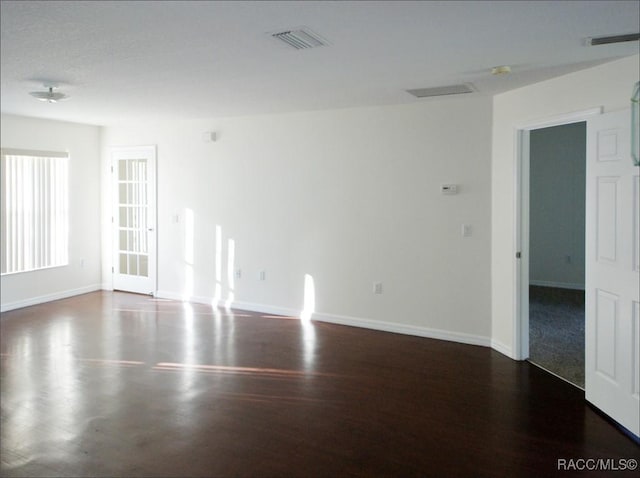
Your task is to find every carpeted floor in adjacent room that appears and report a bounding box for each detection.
[528,286,585,389]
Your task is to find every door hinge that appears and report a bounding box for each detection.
[516,252,522,259]
[112,266,114,273]
[110,165,114,173]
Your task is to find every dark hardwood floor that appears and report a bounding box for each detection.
[1,291,638,477]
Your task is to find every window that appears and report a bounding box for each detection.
[1,149,69,275]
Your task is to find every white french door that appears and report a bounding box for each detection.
[585,109,639,438]
[111,146,157,295]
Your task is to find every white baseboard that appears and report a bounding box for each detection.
[135,293,500,355]
[529,280,584,291]
[2,286,509,357]
[154,294,302,318]
[1,283,103,313]
[312,311,492,348]
[490,339,513,359]
[232,300,300,318]
[155,290,220,306]
[234,300,491,348]
[155,290,187,302]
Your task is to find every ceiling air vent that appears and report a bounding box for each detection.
[587,32,639,46]
[271,28,328,50]
[406,83,475,98]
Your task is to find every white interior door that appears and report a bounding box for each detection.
[585,109,639,438]
[112,146,157,295]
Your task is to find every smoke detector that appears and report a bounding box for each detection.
[29,85,69,103]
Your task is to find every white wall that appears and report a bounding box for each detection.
[102,95,493,344]
[529,122,586,289]
[1,114,102,311]
[491,55,640,357]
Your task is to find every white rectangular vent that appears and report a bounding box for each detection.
[406,84,474,98]
[271,28,328,50]
[587,33,639,46]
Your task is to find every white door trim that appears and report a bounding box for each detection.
[513,108,602,360]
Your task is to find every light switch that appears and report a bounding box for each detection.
[462,224,472,237]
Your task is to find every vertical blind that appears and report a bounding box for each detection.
[1,149,69,275]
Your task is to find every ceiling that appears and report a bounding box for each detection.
[1,0,639,126]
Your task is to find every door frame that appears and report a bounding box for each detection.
[111,145,158,295]
[513,108,602,361]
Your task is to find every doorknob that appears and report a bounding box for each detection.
[148,227,155,232]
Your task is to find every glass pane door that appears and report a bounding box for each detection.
[112,145,156,295]
[117,158,149,278]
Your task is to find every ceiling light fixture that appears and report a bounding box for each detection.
[491,65,511,75]
[29,85,69,103]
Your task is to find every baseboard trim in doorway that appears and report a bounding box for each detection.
[490,339,513,359]
[527,359,585,391]
[529,280,585,291]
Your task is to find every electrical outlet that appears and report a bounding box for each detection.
[259,270,266,281]
[373,282,383,294]
[462,224,472,237]
[235,268,242,279]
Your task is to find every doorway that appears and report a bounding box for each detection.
[527,122,586,388]
[516,108,639,437]
[514,108,600,371]
[111,145,157,295]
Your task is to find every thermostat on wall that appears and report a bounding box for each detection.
[202,131,217,142]
[441,184,458,195]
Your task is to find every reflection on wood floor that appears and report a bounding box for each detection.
[1,291,638,477]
